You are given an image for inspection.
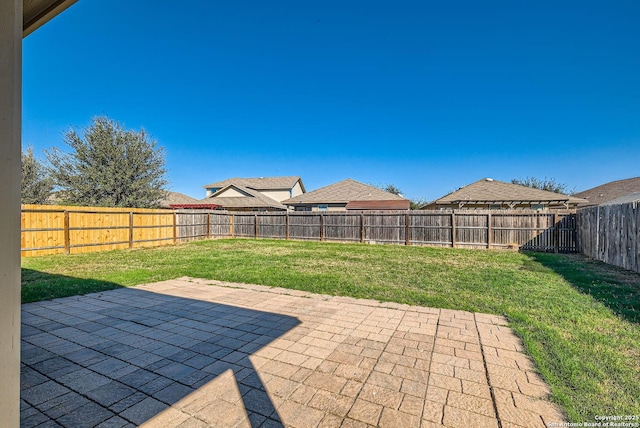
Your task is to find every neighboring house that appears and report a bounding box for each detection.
[200,176,306,211]
[159,191,199,208]
[573,177,640,206]
[282,179,410,211]
[160,191,221,210]
[423,178,587,210]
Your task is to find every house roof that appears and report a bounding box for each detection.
[573,177,640,206]
[159,191,199,209]
[203,176,303,191]
[200,196,286,210]
[429,178,587,206]
[23,0,78,37]
[283,179,408,205]
[345,200,411,210]
[600,192,640,206]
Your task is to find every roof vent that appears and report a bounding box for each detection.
[486,178,494,182]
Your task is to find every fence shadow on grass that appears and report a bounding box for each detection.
[527,252,640,325]
[21,280,298,427]
[21,269,125,304]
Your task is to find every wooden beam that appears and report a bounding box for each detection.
[285,213,290,240]
[63,211,70,254]
[128,212,134,249]
[405,213,410,246]
[451,212,456,248]
[487,212,492,249]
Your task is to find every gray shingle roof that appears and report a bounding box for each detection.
[574,177,640,206]
[200,196,286,210]
[431,178,587,205]
[159,191,199,208]
[600,192,640,206]
[203,176,303,191]
[283,179,408,204]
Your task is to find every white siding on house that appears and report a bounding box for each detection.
[260,190,293,202]
[215,187,251,198]
[291,182,304,198]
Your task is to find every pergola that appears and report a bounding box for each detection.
[1,1,77,425]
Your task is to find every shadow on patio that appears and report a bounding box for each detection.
[21,276,299,427]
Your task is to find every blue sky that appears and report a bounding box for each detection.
[23,1,639,201]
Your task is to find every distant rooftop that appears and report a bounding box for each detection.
[203,176,303,191]
[574,177,640,206]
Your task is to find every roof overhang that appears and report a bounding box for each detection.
[346,200,411,210]
[446,200,570,205]
[23,0,78,38]
[169,204,222,210]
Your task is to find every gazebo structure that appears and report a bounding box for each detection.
[1,1,78,425]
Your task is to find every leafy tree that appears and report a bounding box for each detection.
[373,182,428,210]
[22,146,54,204]
[511,177,573,195]
[381,183,403,196]
[47,116,168,208]
[409,198,429,210]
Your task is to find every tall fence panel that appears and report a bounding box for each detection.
[363,212,406,244]
[288,213,321,241]
[577,202,639,274]
[22,205,217,257]
[408,212,452,247]
[22,206,579,256]
[226,210,576,252]
[176,210,209,242]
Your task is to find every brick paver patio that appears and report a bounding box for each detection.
[20,278,565,427]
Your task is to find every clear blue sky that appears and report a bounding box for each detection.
[22,0,639,201]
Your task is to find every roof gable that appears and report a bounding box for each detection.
[283,179,408,204]
[211,185,253,198]
[432,178,587,205]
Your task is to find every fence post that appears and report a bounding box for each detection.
[573,213,578,253]
[173,212,177,245]
[595,206,600,259]
[128,211,134,249]
[63,210,70,254]
[206,212,211,239]
[360,214,365,243]
[451,212,456,248]
[320,214,325,241]
[554,213,559,253]
[285,213,290,240]
[405,213,410,246]
[254,214,258,238]
[229,213,234,237]
[487,212,492,249]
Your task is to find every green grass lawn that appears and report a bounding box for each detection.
[22,238,640,422]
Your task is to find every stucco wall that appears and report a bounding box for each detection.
[0,0,22,424]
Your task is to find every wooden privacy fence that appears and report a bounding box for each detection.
[21,205,577,256]
[228,210,577,252]
[21,205,230,257]
[577,202,640,274]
